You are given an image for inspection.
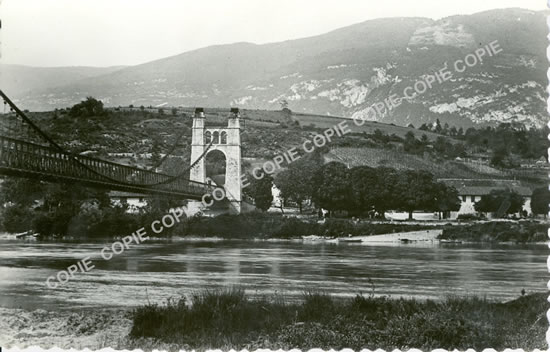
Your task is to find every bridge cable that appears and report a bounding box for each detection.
[0,89,213,190]
[145,139,215,186]
[150,129,186,170]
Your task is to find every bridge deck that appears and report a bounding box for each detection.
[0,136,214,199]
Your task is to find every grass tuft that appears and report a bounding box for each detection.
[130,289,547,351]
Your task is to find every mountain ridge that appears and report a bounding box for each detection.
[3,8,547,129]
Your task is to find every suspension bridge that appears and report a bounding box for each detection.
[0,89,222,201]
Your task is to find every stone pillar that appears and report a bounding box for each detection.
[189,107,206,183]
[224,108,242,213]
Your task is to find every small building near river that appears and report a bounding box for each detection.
[438,179,533,219]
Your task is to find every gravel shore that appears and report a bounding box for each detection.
[0,307,132,349]
[346,229,443,242]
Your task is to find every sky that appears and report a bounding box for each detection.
[0,0,547,67]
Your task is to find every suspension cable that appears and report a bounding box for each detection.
[0,89,212,189]
[150,129,186,170]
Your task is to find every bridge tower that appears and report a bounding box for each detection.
[190,107,242,213]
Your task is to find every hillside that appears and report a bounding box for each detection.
[6,8,548,129]
[17,106,462,172]
[0,64,126,96]
[13,104,544,190]
[325,146,546,185]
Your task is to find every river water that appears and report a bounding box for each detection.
[0,237,546,310]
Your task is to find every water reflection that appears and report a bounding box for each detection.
[0,238,546,310]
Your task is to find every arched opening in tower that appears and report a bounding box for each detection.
[205,149,226,186]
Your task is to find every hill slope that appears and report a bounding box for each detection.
[7,8,548,128]
[0,64,126,96]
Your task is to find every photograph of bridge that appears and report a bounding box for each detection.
[0,0,548,350]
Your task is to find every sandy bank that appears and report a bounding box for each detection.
[0,307,132,349]
[345,229,443,243]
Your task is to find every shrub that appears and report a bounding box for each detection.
[2,205,34,233]
[457,213,485,221]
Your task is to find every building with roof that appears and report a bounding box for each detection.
[108,191,147,213]
[438,179,533,219]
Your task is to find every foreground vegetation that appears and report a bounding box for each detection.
[439,221,547,243]
[130,289,546,351]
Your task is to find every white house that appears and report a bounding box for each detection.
[439,179,532,219]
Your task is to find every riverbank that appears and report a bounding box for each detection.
[438,221,547,243]
[2,290,544,351]
[335,229,442,243]
[2,212,547,243]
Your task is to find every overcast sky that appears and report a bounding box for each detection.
[0,0,547,67]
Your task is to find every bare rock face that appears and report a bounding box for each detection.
[409,21,476,48]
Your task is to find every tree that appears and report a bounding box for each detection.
[145,194,180,214]
[349,166,378,215]
[490,146,508,168]
[311,162,350,215]
[531,187,550,217]
[69,97,105,117]
[370,168,399,218]
[372,129,389,144]
[0,178,43,207]
[42,183,109,215]
[394,170,438,220]
[433,183,460,219]
[403,131,421,154]
[419,123,429,131]
[434,136,448,154]
[171,107,178,116]
[150,138,162,169]
[279,99,292,121]
[247,174,274,211]
[2,204,34,233]
[434,119,442,133]
[274,157,320,213]
[420,134,429,144]
[452,143,467,158]
[474,189,524,217]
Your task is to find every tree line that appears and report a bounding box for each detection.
[252,155,461,219]
[0,178,180,237]
[417,120,547,166]
[246,155,544,219]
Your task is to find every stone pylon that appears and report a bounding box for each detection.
[189,107,242,213]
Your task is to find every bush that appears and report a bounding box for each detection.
[2,205,34,233]
[457,213,485,221]
[184,214,432,239]
[440,221,546,243]
[69,97,105,117]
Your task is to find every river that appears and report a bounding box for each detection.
[0,236,546,310]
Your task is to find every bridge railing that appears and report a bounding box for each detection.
[0,136,215,197]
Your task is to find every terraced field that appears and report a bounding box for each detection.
[326,147,506,179]
[292,112,450,141]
